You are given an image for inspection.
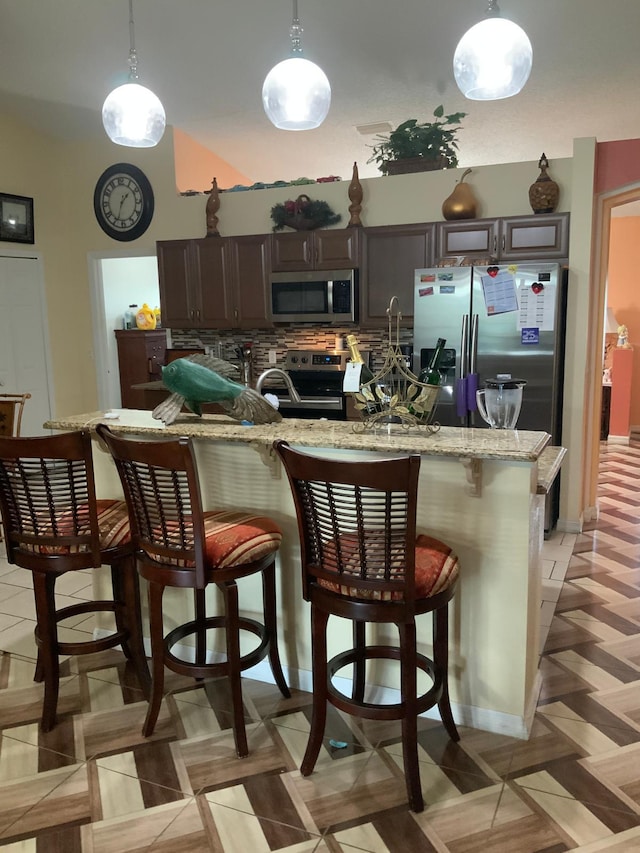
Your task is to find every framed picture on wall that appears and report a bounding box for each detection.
[0,193,34,244]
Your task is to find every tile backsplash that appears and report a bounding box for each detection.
[169,326,414,378]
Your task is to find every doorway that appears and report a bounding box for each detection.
[587,181,640,512]
[88,250,161,411]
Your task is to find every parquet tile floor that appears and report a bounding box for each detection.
[0,441,638,851]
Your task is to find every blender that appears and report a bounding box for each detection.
[476,375,526,429]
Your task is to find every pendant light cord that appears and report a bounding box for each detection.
[289,0,303,55]
[127,0,139,81]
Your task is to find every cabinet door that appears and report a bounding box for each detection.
[360,224,434,325]
[192,238,234,328]
[314,228,359,269]
[436,219,499,262]
[145,331,167,378]
[271,232,313,271]
[499,213,569,260]
[229,234,273,328]
[157,240,197,328]
[115,330,166,409]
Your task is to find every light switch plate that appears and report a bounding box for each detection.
[268,349,277,364]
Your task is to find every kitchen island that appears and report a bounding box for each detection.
[46,409,565,739]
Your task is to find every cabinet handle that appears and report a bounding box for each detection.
[493,235,497,253]
[148,358,154,374]
[502,235,506,251]
[234,308,238,322]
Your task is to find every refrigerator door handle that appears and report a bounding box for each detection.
[461,313,469,376]
[470,313,479,374]
[456,314,469,417]
[467,313,479,413]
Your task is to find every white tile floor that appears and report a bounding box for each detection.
[539,529,575,652]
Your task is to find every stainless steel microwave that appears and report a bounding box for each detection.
[269,269,357,324]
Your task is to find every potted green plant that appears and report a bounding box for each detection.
[368,105,467,176]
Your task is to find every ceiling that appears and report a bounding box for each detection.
[2,0,640,186]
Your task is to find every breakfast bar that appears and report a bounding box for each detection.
[46,409,565,739]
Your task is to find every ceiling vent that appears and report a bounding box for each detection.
[355,121,393,136]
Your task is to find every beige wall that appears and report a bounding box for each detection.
[0,114,595,529]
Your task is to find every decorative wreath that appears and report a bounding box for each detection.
[270,194,342,232]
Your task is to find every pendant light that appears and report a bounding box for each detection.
[102,0,166,147]
[262,0,331,131]
[453,0,532,101]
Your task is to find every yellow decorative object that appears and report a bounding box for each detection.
[135,303,156,330]
[442,168,477,220]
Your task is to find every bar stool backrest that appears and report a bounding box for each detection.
[97,425,207,588]
[0,393,31,437]
[0,430,102,571]
[274,440,421,602]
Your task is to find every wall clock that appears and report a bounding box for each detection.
[93,163,154,241]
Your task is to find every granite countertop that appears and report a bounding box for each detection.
[45,409,553,463]
[536,446,567,494]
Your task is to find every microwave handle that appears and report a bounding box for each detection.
[327,280,334,314]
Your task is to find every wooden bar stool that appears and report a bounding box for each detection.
[0,430,150,732]
[274,439,460,813]
[97,425,290,756]
[0,392,31,437]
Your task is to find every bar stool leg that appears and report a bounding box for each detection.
[301,605,330,777]
[220,580,248,758]
[352,621,366,702]
[399,619,424,813]
[434,604,459,742]
[194,588,207,670]
[32,572,60,733]
[114,556,151,699]
[142,581,166,737]
[262,561,290,698]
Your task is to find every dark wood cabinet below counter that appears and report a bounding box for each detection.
[115,330,166,410]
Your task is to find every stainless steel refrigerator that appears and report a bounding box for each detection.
[413,261,568,531]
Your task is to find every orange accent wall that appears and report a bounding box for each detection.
[173,128,251,193]
[596,140,640,194]
[609,347,634,437]
[608,217,639,427]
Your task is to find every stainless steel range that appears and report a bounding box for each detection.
[260,349,357,420]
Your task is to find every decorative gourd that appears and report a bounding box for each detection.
[442,168,477,221]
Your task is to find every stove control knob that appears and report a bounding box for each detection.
[290,356,298,364]
[301,356,308,364]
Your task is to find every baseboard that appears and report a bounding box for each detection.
[556,518,584,533]
[608,435,631,445]
[96,628,534,742]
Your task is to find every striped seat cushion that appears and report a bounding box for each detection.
[142,509,282,569]
[20,499,131,555]
[318,534,459,601]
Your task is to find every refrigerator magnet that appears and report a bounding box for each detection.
[521,328,540,345]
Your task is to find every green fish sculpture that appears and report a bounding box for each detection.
[152,354,282,426]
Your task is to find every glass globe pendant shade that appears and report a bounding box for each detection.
[262,56,331,130]
[102,82,166,148]
[454,17,532,100]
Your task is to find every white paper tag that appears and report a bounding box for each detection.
[343,361,363,392]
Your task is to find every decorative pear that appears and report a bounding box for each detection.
[442,168,477,221]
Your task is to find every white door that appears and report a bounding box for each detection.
[0,253,53,435]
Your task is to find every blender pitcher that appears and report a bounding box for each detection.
[476,375,526,429]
